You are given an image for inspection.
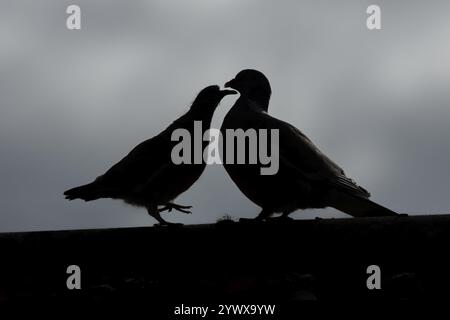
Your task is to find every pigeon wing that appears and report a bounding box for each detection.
[256,113,370,198]
[93,127,174,194]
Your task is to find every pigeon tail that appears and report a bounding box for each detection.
[330,190,398,217]
[64,182,102,201]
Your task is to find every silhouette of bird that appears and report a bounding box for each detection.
[65,85,236,225]
[221,69,398,221]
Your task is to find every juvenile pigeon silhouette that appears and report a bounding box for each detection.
[221,69,398,220]
[65,85,236,225]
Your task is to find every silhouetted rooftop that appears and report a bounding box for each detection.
[1,214,449,309]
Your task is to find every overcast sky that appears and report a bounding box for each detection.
[1,0,450,231]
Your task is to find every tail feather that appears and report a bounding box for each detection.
[64,182,102,201]
[330,190,398,217]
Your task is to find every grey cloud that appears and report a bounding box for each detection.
[1,0,449,231]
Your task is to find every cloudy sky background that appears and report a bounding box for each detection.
[1,0,450,231]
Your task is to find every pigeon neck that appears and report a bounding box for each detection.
[242,96,269,112]
[187,105,217,127]
[174,108,215,130]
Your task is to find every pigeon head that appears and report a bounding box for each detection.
[191,85,236,110]
[225,69,271,111]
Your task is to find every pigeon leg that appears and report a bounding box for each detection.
[147,206,183,226]
[158,203,192,214]
[239,209,272,222]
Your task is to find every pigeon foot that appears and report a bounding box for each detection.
[159,203,192,214]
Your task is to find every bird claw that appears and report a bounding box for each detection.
[158,203,192,214]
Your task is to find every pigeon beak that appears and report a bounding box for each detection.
[221,89,238,96]
[224,79,237,89]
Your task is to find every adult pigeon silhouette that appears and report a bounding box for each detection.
[65,85,236,225]
[221,69,398,220]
